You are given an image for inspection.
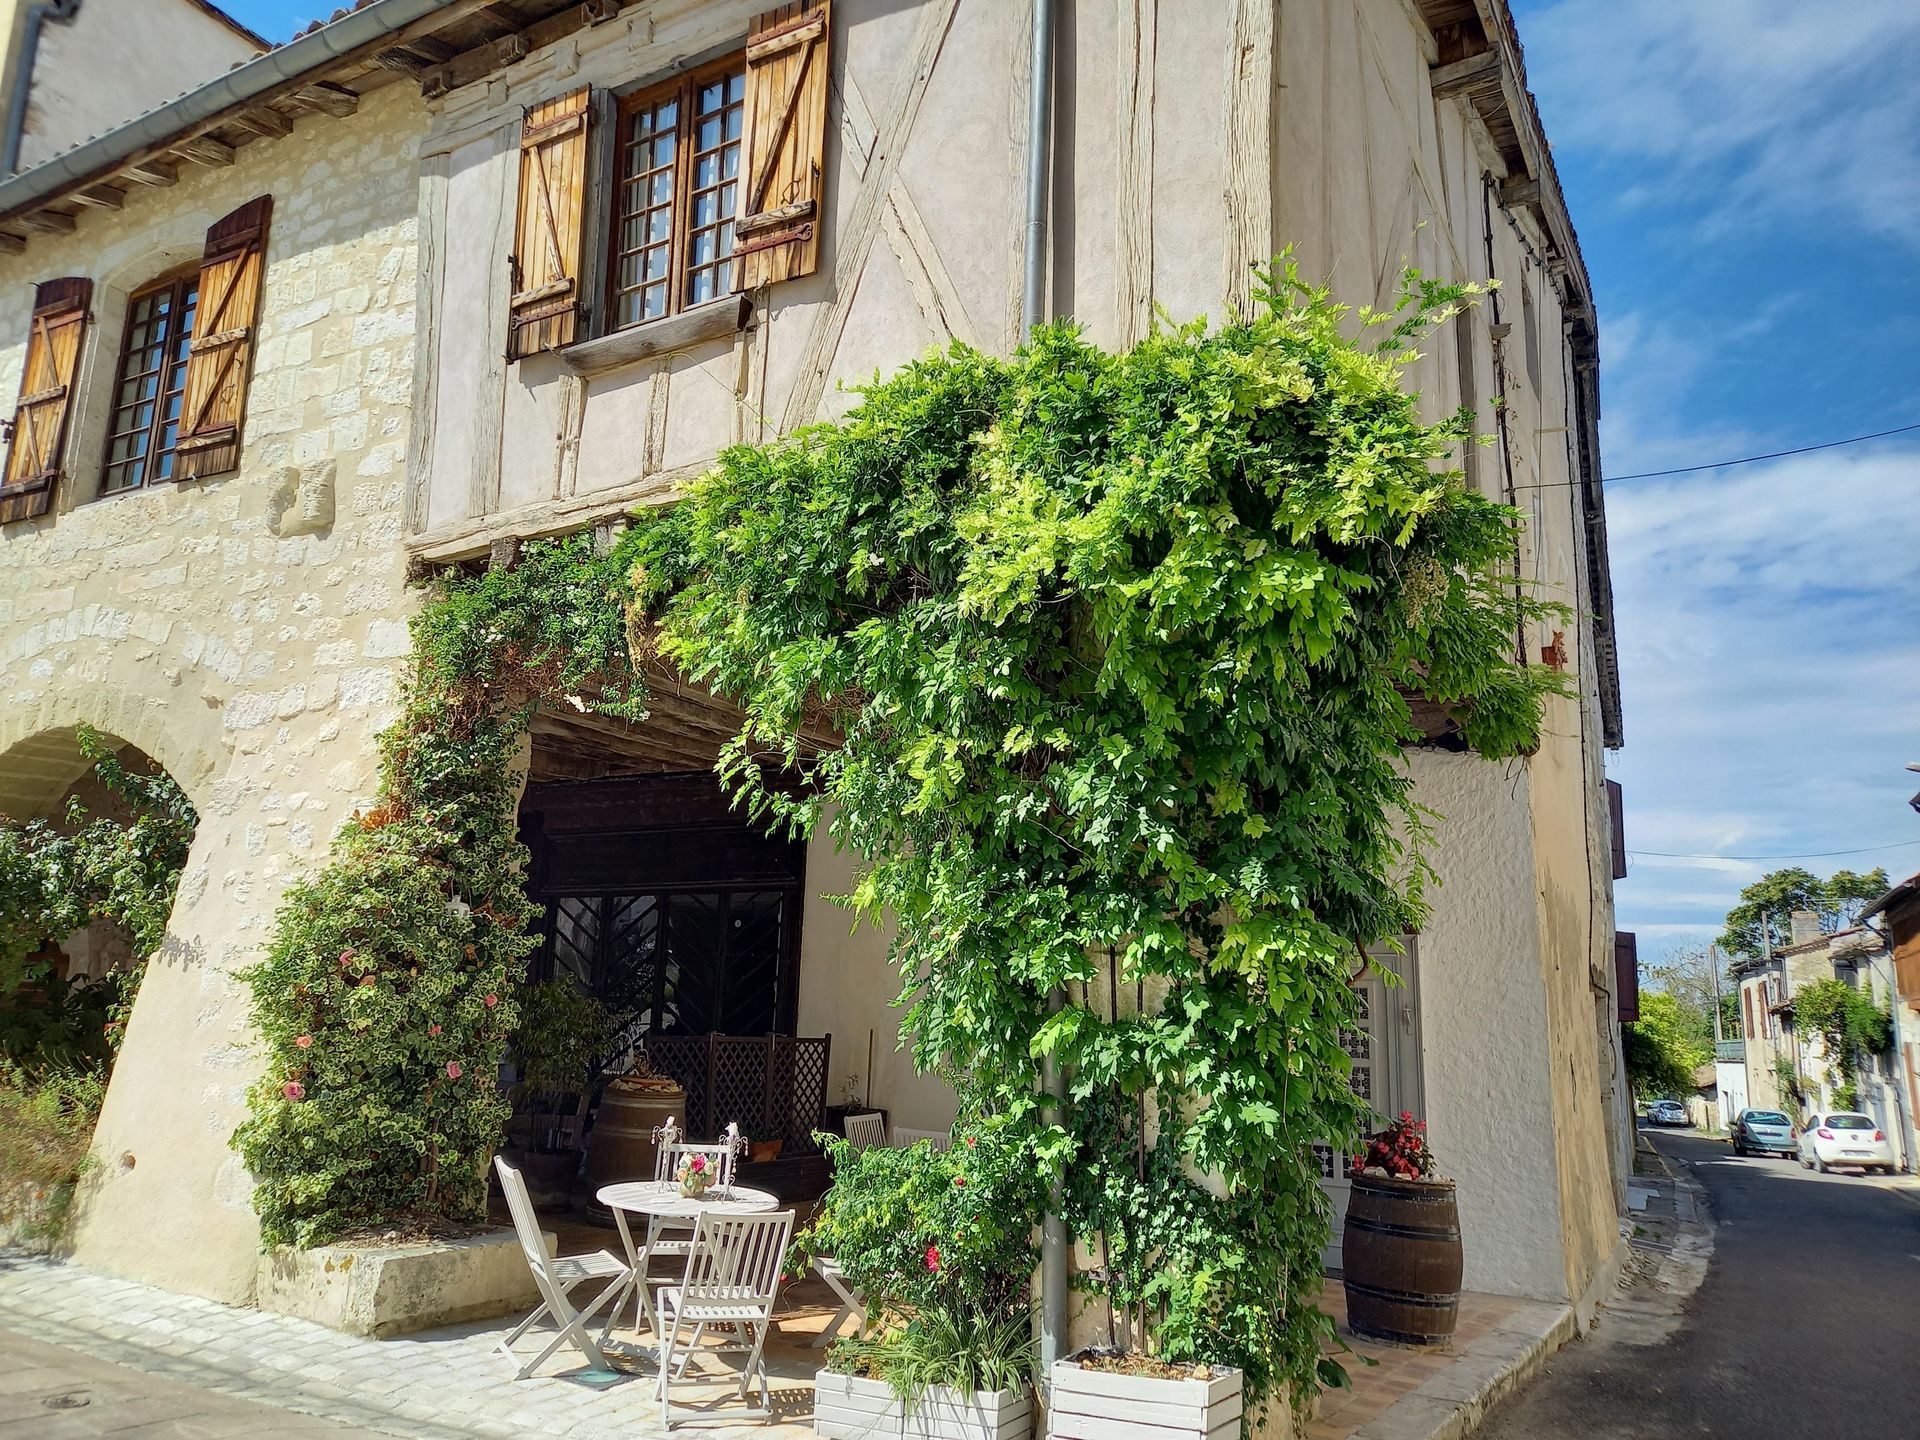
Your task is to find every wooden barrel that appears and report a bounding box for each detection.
[584,1083,685,1192]
[1341,1173,1463,1347]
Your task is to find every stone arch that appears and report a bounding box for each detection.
[0,671,228,819]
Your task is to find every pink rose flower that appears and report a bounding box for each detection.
[284,1082,305,1101]
[690,1155,706,1173]
[484,993,498,1008]
[446,1061,463,1080]
[294,1035,313,1049]
[429,1024,442,1036]
[924,1245,940,1272]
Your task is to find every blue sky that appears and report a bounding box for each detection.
[1511,0,1920,957]
[219,0,1920,958]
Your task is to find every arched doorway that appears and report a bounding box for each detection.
[0,725,198,1243]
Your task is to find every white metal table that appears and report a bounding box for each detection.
[596,1179,780,1336]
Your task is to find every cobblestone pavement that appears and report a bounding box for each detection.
[0,1249,820,1440]
[1,1326,394,1439]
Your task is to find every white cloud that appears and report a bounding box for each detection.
[1604,445,1920,937]
[1521,1,1920,244]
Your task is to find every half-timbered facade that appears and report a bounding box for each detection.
[0,0,1630,1326]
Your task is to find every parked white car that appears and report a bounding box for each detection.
[1645,1100,1688,1127]
[1797,1112,1897,1175]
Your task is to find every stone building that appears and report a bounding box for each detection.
[0,0,1630,1327]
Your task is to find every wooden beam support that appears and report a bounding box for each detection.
[0,232,23,255]
[123,158,178,187]
[19,209,75,234]
[291,82,360,117]
[236,107,294,138]
[70,184,126,209]
[173,135,236,167]
[1499,177,1541,209]
[1430,49,1499,98]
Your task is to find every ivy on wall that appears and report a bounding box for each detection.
[232,538,644,1247]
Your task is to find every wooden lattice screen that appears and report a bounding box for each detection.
[638,1032,831,1155]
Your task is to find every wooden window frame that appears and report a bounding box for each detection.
[101,269,200,495]
[604,53,747,334]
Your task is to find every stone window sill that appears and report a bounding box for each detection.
[558,295,752,379]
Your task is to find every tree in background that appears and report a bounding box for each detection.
[1622,991,1713,1101]
[1643,942,1740,1039]
[1717,866,1889,959]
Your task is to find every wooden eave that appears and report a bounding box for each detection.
[0,0,634,251]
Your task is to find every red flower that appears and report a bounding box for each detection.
[964,1136,976,1148]
[1399,1111,1414,1123]
[953,1176,966,1187]
[924,1245,940,1272]
[283,1082,305,1101]
[484,993,498,1008]
[445,1061,463,1080]
[339,949,354,963]
[429,1024,442,1036]
[294,1035,313,1049]
[690,1155,707,1173]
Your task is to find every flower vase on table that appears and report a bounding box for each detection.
[676,1153,714,1198]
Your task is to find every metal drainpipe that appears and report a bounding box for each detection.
[1022,0,1069,1381]
[2,0,82,178]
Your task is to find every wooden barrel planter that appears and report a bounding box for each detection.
[584,1080,685,1193]
[1341,1173,1463,1347]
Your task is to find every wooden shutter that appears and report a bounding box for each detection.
[1,278,92,524]
[510,87,592,358]
[735,1,830,291]
[175,195,272,481]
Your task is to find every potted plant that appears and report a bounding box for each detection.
[1340,1112,1462,1347]
[748,1129,785,1164]
[498,978,613,1203]
[1048,1351,1243,1440]
[802,1127,1038,1439]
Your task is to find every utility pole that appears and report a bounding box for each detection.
[1709,944,1723,1044]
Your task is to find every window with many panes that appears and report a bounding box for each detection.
[102,272,199,493]
[608,59,747,330]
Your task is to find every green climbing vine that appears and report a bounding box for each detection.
[232,537,644,1247]
[1793,976,1893,1111]
[232,258,1563,1423]
[624,259,1565,1413]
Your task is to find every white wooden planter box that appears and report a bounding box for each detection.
[814,1369,1032,1440]
[1047,1358,1243,1440]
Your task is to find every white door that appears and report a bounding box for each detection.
[1318,941,1425,1272]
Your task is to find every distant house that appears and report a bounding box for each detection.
[1733,908,1913,1169]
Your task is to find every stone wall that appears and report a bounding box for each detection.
[0,80,427,1302]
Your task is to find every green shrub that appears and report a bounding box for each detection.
[512,977,615,1096]
[800,1127,1040,1399]
[0,1061,104,1245]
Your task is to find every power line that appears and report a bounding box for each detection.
[1631,837,1920,862]
[1508,418,1920,493]
[1605,420,1920,482]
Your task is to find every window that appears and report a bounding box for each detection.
[608,61,747,330]
[102,272,199,494]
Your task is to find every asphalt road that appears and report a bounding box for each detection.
[1478,1128,1920,1440]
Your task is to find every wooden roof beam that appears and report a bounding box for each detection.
[0,232,23,255]
[173,135,236,167]
[123,158,178,187]
[236,107,293,139]
[19,209,75,234]
[1431,49,1498,98]
[290,82,360,118]
[70,183,126,209]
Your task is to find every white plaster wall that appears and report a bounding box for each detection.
[0,81,425,1302]
[17,0,264,174]
[1408,749,1569,1301]
[794,816,959,1135]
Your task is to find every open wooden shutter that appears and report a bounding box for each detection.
[735,1,830,291]
[175,195,272,481]
[510,87,592,358]
[1,277,92,524]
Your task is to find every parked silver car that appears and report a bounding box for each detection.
[1797,1112,1897,1175]
[1645,1099,1688,1127]
[1730,1108,1796,1158]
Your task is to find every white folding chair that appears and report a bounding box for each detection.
[656,1209,795,1428]
[493,1156,629,1379]
[617,1124,744,1335]
[810,1255,868,1348]
[842,1111,889,1151]
[891,1125,954,1152]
